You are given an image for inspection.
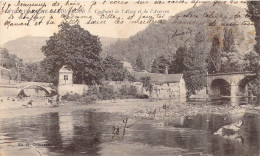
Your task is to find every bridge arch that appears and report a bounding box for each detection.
[17,85,52,97]
[209,79,231,97]
[237,75,257,96]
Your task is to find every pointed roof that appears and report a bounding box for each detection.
[59,65,73,73]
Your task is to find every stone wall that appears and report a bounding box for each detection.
[58,84,88,96]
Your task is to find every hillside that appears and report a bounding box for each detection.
[3,36,119,62]
[104,3,255,71]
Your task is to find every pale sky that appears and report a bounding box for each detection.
[0,1,247,46]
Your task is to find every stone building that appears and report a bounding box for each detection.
[130,71,187,99]
[58,66,88,96]
[59,66,73,85]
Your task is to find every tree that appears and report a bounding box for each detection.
[223,28,234,53]
[244,51,260,72]
[140,76,153,94]
[157,55,170,74]
[151,59,159,73]
[41,22,102,85]
[247,1,260,105]
[208,35,222,73]
[221,28,246,73]
[20,62,54,83]
[101,56,127,81]
[0,48,23,69]
[183,31,208,97]
[135,53,145,71]
[171,46,187,73]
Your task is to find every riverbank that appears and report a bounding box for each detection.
[0,97,260,120]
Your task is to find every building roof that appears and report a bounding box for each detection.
[59,65,73,73]
[130,71,183,83]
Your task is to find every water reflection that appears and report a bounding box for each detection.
[0,110,259,156]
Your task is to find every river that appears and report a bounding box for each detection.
[0,101,259,156]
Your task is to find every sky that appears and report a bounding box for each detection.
[0,0,247,46]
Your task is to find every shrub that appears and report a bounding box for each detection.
[136,94,149,99]
[119,86,129,95]
[119,85,137,96]
[62,93,81,101]
[128,85,137,96]
[98,85,115,100]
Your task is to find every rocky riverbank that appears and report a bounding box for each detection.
[1,97,260,121]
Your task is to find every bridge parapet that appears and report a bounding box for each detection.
[17,82,53,88]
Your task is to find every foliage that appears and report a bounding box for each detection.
[183,31,209,97]
[247,1,260,55]
[244,51,260,72]
[20,62,56,83]
[151,59,159,73]
[61,87,98,103]
[140,76,153,92]
[223,28,235,53]
[61,93,82,101]
[119,85,137,96]
[0,48,23,69]
[136,94,149,99]
[135,53,145,71]
[125,72,137,82]
[208,35,222,73]
[41,22,102,85]
[170,46,187,73]
[105,4,253,70]
[157,55,170,74]
[221,48,246,72]
[98,85,115,100]
[101,56,127,81]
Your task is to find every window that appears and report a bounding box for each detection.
[64,75,68,80]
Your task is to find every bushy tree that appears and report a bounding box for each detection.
[157,55,170,74]
[20,62,54,83]
[0,48,23,69]
[244,51,260,72]
[101,56,127,81]
[41,22,102,85]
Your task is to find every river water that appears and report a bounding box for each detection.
[0,105,259,156]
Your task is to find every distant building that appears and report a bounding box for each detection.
[59,66,73,85]
[130,71,186,99]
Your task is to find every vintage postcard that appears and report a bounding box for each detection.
[0,0,260,155]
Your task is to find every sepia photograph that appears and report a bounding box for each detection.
[0,0,260,155]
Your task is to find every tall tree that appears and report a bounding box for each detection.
[171,46,187,73]
[223,28,234,53]
[208,35,222,73]
[183,31,208,97]
[221,28,246,72]
[151,59,159,73]
[135,53,145,71]
[41,22,102,85]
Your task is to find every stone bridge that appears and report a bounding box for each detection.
[207,72,256,98]
[17,82,54,96]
